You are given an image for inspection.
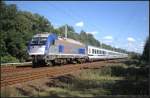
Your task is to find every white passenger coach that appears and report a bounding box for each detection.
[87,45,128,60]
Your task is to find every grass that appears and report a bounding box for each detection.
[1,87,27,97]
[38,63,148,96]
[37,67,127,97]
[1,60,149,97]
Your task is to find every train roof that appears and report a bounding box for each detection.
[88,45,109,51]
[58,36,84,46]
[33,33,50,37]
[88,45,127,55]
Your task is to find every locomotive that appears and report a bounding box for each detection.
[27,33,128,67]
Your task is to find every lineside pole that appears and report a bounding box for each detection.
[65,24,67,38]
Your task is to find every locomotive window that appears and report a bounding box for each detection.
[31,37,39,45]
[31,37,47,45]
[39,37,47,45]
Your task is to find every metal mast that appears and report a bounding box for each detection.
[65,24,67,38]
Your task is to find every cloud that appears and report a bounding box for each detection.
[87,31,98,35]
[127,37,135,42]
[75,21,84,27]
[103,36,113,40]
[52,23,60,29]
[115,45,119,48]
[105,40,113,43]
[125,40,144,53]
[102,36,113,44]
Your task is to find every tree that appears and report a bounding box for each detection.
[142,36,149,63]
[1,3,54,62]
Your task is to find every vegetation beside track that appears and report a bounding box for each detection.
[37,63,148,97]
[1,58,148,97]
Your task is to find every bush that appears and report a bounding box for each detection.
[1,55,19,63]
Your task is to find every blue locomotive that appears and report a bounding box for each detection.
[28,33,88,67]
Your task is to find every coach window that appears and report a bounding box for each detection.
[95,49,96,54]
[104,51,106,54]
[103,51,105,54]
[89,48,91,53]
[92,49,94,54]
[97,50,99,54]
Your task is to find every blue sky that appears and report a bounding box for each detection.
[6,1,149,54]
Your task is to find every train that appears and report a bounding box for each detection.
[27,33,128,67]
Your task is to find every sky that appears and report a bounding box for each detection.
[6,1,149,54]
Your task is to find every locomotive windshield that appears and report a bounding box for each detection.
[31,37,47,45]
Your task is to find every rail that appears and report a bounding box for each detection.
[1,62,32,66]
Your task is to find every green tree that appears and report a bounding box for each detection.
[1,3,54,63]
[142,36,149,63]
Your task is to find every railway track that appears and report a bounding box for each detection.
[1,60,123,87]
[1,66,32,73]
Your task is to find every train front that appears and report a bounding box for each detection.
[27,33,50,66]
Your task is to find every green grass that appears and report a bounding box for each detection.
[37,67,126,97]
[1,62,148,97]
[38,64,148,96]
